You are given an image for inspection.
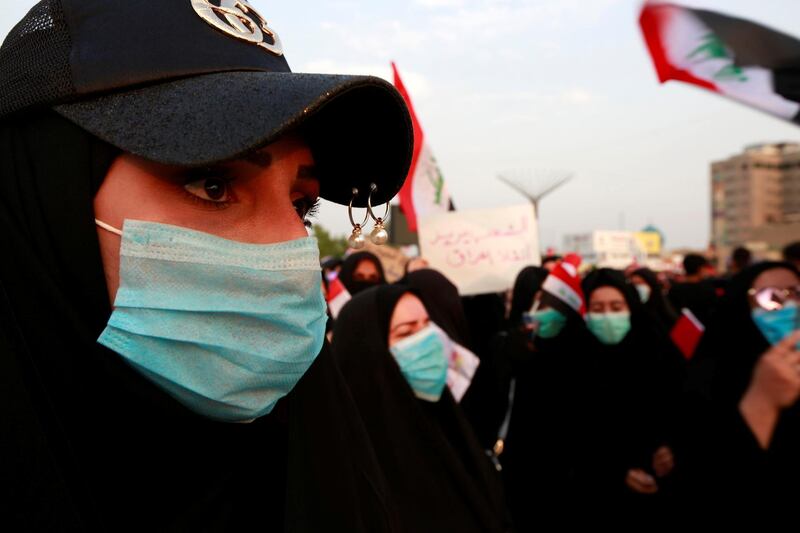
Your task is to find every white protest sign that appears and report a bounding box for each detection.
[418,204,540,296]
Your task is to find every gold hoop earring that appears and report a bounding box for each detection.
[347,188,369,249]
[367,183,390,245]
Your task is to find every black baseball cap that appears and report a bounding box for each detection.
[0,0,413,206]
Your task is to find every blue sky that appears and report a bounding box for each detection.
[3,1,799,250]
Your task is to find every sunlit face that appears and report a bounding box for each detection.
[588,286,629,314]
[353,259,381,283]
[94,134,320,303]
[388,293,430,347]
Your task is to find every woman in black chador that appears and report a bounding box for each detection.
[0,0,414,529]
[332,284,512,533]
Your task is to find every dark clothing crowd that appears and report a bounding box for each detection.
[320,250,800,529]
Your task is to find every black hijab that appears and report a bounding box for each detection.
[0,111,397,531]
[476,266,592,528]
[404,268,472,348]
[508,266,550,326]
[331,285,511,533]
[576,269,683,503]
[692,261,800,404]
[338,251,387,295]
[631,267,679,333]
[683,261,800,512]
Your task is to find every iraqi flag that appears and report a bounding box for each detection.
[325,276,351,320]
[392,62,452,232]
[639,1,800,123]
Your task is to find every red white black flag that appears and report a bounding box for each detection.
[392,62,452,232]
[639,1,800,123]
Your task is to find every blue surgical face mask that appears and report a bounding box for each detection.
[524,307,567,339]
[586,311,632,345]
[96,219,327,422]
[635,284,651,304]
[389,324,449,402]
[751,301,800,346]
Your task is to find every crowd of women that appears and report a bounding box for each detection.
[321,248,800,528]
[3,0,800,530]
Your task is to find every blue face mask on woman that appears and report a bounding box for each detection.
[389,324,450,402]
[752,301,799,346]
[96,219,327,422]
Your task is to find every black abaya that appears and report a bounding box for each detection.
[0,111,398,531]
[331,284,512,533]
[574,269,684,513]
[682,262,800,514]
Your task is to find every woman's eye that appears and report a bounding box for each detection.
[184,177,231,203]
[294,197,320,226]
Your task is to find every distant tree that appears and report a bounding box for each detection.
[313,225,348,259]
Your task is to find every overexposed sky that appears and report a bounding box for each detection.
[3,1,799,250]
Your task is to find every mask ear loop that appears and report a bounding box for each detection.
[95,219,122,236]
[347,188,369,250]
[366,183,390,245]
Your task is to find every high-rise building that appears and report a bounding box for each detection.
[711,143,800,261]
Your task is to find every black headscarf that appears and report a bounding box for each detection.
[631,267,679,333]
[507,266,550,326]
[461,292,507,361]
[0,111,398,531]
[576,269,683,507]
[331,285,511,533]
[338,251,386,295]
[683,262,800,511]
[691,261,800,404]
[457,266,547,456]
[404,268,471,348]
[475,267,592,528]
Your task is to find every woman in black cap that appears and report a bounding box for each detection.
[338,250,388,295]
[1,0,412,530]
[331,285,512,533]
[682,262,800,515]
[575,269,684,513]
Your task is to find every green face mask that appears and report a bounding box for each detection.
[525,308,567,339]
[586,311,631,345]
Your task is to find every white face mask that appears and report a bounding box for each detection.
[635,283,652,303]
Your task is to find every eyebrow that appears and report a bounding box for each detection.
[243,152,273,168]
